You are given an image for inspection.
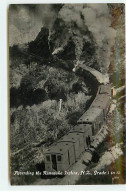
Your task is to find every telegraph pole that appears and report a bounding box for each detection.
[59,99,63,112]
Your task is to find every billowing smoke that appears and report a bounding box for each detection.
[55,4,116,72]
[9,4,116,72]
[58,4,84,29]
[9,4,62,46]
[81,4,116,71]
[55,4,87,62]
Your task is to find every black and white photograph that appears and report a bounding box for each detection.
[8,3,125,185]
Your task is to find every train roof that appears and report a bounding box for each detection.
[44,141,73,155]
[91,94,110,110]
[98,84,111,95]
[58,132,82,143]
[77,107,103,123]
[69,124,91,133]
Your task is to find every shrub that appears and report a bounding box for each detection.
[67,111,82,125]
[72,82,83,93]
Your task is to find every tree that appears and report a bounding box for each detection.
[20,75,36,93]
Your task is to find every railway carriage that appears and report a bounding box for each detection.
[77,107,104,136]
[97,84,112,96]
[44,141,75,172]
[91,94,111,119]
[69,124,93,151]
[58,133,83,161]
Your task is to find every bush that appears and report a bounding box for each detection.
[20,75,36,93]
[32,89,47,104]
[72,82,83,93]
[67,111,82,125]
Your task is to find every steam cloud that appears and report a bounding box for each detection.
[9,4,116,71]
[57,4,116,72]
[81,4,116,70]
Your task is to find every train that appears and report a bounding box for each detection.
[44,84,112,172]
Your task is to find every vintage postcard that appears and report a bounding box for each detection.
[9,3,125,185]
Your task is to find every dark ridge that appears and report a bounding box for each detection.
[28,27,52,60]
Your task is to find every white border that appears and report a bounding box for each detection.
[0,0,126,191]
[2,0,126,3]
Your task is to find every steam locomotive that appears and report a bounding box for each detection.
[44,84,112,172]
